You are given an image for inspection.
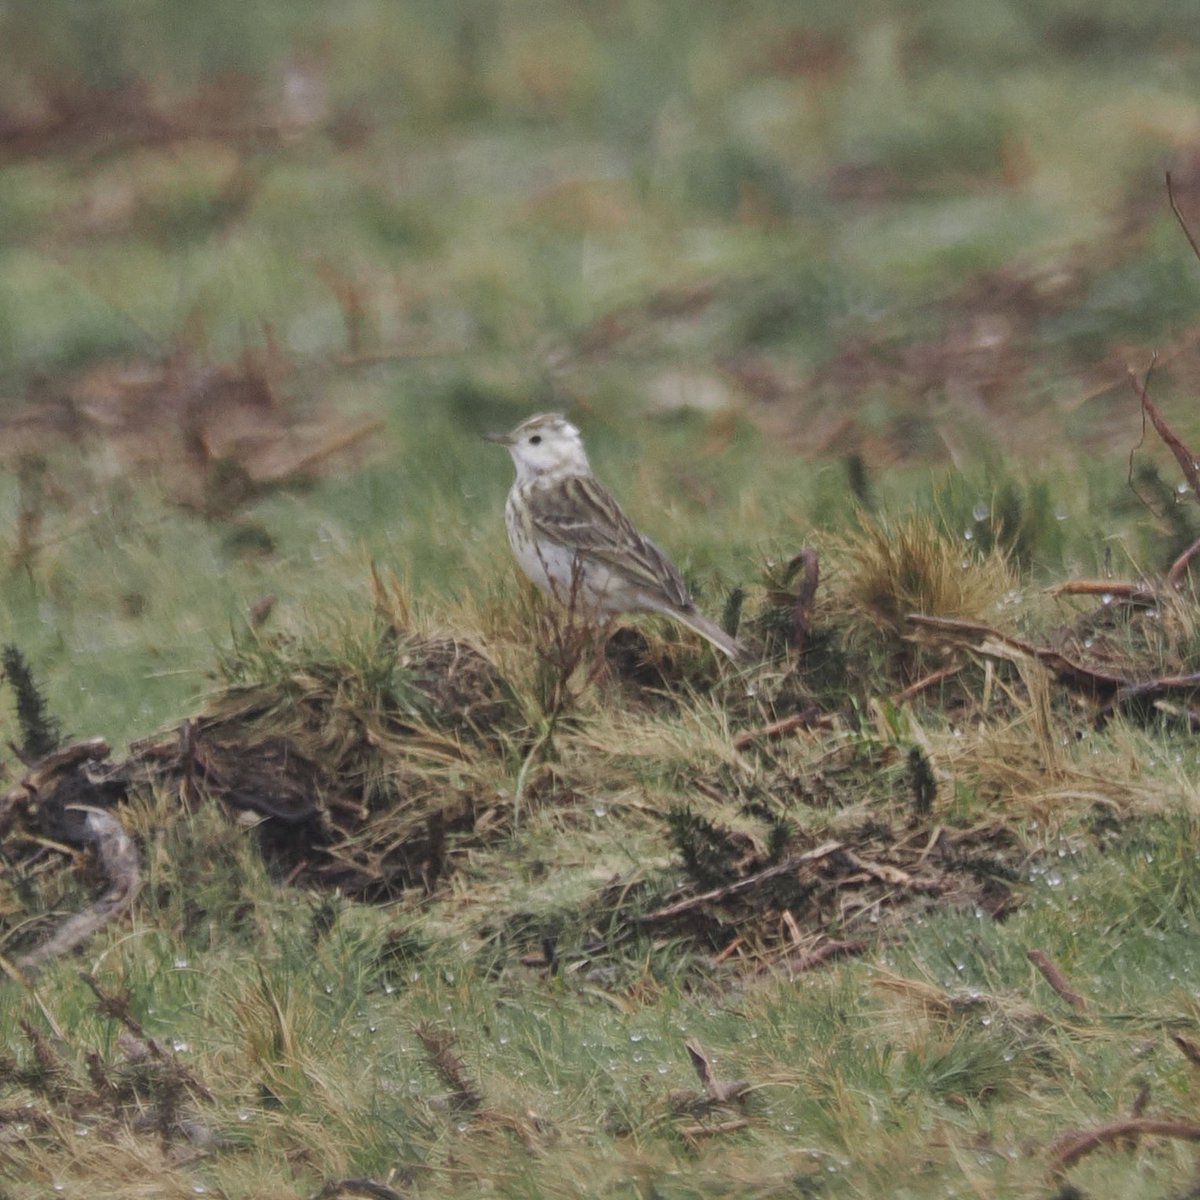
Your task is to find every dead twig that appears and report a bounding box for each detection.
[312,1180,407,1200]
[732,712,808,751]
[1027,948,1087,1012]
[639,841,843,924]
[891,664,963,705]
[1167,170,1200,266]
[679,1118,751,1141]
[780,938,866,975]
[906,613,1200,713]
[1171,1033,1200,1069]
[1048,580,1156,604]
[1167,534,1200,590]
[787,549,820,649]
[1051,1117,1200,1169]
[1128,365,1200,503]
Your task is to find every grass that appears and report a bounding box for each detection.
[5,1,1200,1196]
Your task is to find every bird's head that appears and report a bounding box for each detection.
[483,412,590,481]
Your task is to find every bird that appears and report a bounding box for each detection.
[483,412,745,660]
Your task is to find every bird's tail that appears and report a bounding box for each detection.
[671,607,748,662]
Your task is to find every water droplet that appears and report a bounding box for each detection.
[972,502,989,522]
[1101,593,1114,606]
[593,804,608,818]
[173,956,189,969]
[629,1031,645,1043]
[171,1040,189,1053]
[963,528,975,541]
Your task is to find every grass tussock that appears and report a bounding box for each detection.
[836,511,1015,661]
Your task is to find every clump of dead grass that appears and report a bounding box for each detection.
[835,511,1015,663]
[112,600,524,899]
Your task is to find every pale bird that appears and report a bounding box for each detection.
[484,413,745,660]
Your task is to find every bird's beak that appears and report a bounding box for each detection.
[482,431,512,446]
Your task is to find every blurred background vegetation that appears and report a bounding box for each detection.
[3,0,1200,742]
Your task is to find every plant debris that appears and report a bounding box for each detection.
[0,349,380,519]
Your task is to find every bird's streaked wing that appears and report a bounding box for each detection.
[529,474,691,608]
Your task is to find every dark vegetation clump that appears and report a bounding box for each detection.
[1,643,63,762]
[122,619,522,898]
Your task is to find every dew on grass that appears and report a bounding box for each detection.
[972,502,988,521]
[593,804,608,817]
[172,1039,190,1052]
[174,956,190,969]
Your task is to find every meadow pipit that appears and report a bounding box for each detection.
[484,413,745,660]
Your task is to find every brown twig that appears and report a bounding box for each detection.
[906,614,1127,698]
[1171,1033,1200,1068]
[1050,1117,1200,1169]
[786,548,820,649]
[732,712,808,751]
[1027,948,1087,1012]
[780,938,866,975]
[1167,170,1200,266]
[1048,580,1156,604]
[679,1118,751,1141]
[891,664,963,705]
[1167,534,1200,590]
[312,1180,407,1200]
[1128,366,1200,503]
[639,841,843,924]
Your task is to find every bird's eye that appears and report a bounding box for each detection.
[529,434,542,445]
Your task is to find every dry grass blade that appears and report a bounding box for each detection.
[684,1039,749,1104]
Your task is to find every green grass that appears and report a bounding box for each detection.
[5,1,1200,1196]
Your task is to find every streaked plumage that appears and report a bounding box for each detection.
[484,413,745,660]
